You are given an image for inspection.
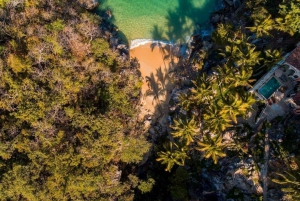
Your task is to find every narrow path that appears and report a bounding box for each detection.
[262,128,270,201]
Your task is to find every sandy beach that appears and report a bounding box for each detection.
[130,42,179,122]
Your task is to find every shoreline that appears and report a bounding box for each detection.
[130,39,177,50]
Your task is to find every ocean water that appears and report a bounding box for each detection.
[96,0,216,44]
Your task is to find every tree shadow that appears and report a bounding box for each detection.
[144,66,172,116]
[151,0,217,43]
[94,1,129,45]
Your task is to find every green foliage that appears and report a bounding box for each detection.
[272,170,300,200]
[170,117,199,145]
[0,45,4,54]
[120,136,151,163]
[7,54,32,74]
[0,1,149,200]
[91,38,115,66]
[138,178,155,194]
[169,167,189,200]
[203,104,232,133]
[156,142,189,172]
[247,7,275,38]
[0,0,9,8]
[46,19,65,31]
[196,135,226,164]
[276,0,300,35]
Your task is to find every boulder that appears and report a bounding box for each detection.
[77,0,99,10]
[211,14,220,23]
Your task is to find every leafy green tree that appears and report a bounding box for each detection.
[170,117,199,145]
[0,1,150,200]
[196,135,226,164]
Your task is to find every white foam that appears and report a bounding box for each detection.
[130,39,175,49]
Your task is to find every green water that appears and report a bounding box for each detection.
[258,77,281,99]
[97,0,216,43]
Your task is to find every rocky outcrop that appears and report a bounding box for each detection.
[77,0,99,10]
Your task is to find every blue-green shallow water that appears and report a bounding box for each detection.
[96,0,216,44]
[258,77,281,99]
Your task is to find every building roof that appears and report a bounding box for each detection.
[292,91,300,106]
[285,45,300,70]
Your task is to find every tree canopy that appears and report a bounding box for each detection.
[0,0,150,200]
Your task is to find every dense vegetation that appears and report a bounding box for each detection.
[1,0,300,200]
[0,0,152,200]
[150,0,300,200]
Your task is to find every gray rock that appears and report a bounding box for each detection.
[117,44,127,49]
[211,14,220,23]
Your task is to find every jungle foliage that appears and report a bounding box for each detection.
[0,0,151,200]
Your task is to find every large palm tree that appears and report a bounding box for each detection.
[196,135,226,164]
[234,65,255,88]
[156,142,189,172]
[213,64,236,88]
[170,117,199,145]
[190,74,216,105]
[235,44,261,67]
[219,93,250,123]
[211,23,233,46]
[247,14,275,38]
[203,104,232,133]
[275,0,300,36]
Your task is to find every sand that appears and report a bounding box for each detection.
[130,42,179,122]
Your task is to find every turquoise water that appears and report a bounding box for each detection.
[96,0,216,43]
[258,77,281,99]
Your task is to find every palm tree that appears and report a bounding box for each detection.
[196,135,226,164]
[263,49,283,71]
[177,92,192,111]
[213,64,236,88]
[203,104,232,133]
[240,91,256,107]
[275,1,300,36]
[219,45,240,65]
[170,117,199,145]
[190,74,216,105]
[211,23,233,46]
[156,142,189,172]
[272,171,300,200]
[234,65,255,88]
[247,14,275,38]
[234,44,261,67]
[219,93,250,123]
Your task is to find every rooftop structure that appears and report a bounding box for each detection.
[285,45,300,71]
